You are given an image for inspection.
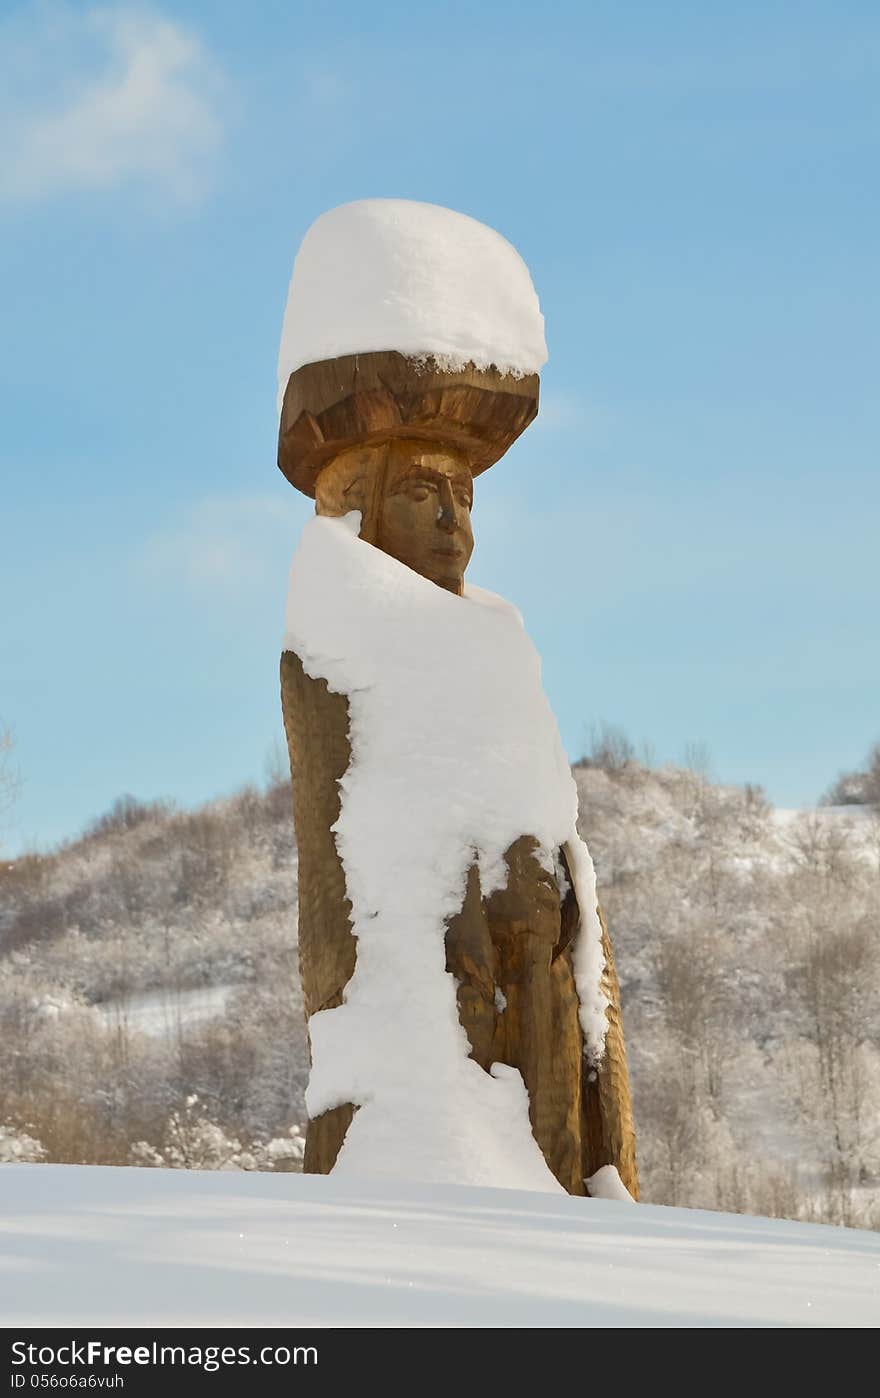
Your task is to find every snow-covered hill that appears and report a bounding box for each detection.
[2,1164,877,1328]
[1,757,878,1228]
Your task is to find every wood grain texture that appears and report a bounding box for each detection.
[280,650,357,1172]
[278,351,539,497]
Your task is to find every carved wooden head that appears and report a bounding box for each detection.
[315,438,474,594]
[280,350,539,595]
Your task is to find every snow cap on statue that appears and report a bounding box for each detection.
[276,200,546,497]
[277,199,548,407]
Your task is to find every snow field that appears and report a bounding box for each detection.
[2,1164,877,1328]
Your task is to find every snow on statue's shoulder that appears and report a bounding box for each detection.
[277,198,548,409]
[283,517,609,1190]
[463,582,526,628]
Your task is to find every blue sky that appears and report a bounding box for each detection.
[1,0,878,852]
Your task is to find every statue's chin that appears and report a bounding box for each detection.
[389,552,465,593]
[422,565,464,593]
[434,576,464,595]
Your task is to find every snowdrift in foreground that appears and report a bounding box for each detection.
[277,198,547,408]
[2,1165,878,1328]
[284,516,606,1190]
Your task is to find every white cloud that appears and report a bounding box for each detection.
[529,391,613,443]
[300,65,354,110]
[0,3,224,203]
[532,392,586,432]
[140,493,305,595]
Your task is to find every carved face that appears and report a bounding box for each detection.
[379,442,474,594]
[314,438,475,594]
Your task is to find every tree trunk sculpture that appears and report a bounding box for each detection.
[279,351,638,1198]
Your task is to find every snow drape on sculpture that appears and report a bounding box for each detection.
[277,199,548,410]
[283,515,608,1188]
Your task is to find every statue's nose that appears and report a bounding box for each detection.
[437,483,458,532]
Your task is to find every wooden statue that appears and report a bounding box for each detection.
[279,350,638,1197]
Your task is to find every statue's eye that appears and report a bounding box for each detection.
[406,479,433,500]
